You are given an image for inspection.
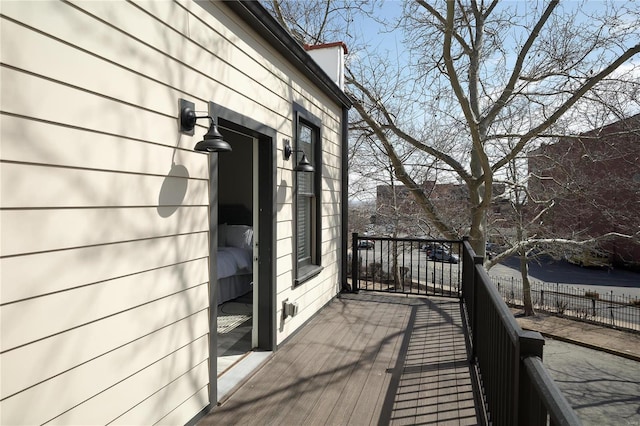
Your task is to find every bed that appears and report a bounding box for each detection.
[217,205,254,305]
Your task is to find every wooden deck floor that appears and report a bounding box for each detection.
[199,292,480,426]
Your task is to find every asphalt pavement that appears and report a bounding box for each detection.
[491,257,640,297]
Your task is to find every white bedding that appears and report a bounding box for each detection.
[217,246,253,279]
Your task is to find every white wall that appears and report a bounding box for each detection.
[306,43,346,90]
[0,0,344,423]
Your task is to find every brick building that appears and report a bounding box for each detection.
[375,181,507,238]
[528,114,640,266]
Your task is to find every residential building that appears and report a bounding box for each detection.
[0,1,350,424]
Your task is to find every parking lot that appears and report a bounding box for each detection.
[490,256,640,298]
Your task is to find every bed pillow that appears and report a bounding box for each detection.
[226,225,253,250]
[218,223,228,247]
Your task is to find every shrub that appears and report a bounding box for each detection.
[585,291,600,300]
[555,299,568,315]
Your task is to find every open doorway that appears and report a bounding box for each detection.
[216,128,256,376]
[210,110,276,401]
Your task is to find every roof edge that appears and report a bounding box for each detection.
[304,42,348,55]
[223,0,352,109]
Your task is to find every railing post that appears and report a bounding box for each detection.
[351,232,359,293]
[471,255,483,361]
[519,331,546,426]
[462,237,483,364]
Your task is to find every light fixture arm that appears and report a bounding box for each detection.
[178,98,232,153]
[283,139,314,172]
[283,139,304,160]
[180,107,212,134]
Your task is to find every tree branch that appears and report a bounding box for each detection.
[493,42,640,172]
[482,0,560,129]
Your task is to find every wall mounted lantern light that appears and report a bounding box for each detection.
[283,139,314,172]
[179,99,232,153]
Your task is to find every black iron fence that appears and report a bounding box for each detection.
[349,233,462,298]
[492,275,640,333]
[462,240,581,426]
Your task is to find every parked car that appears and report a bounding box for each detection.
[485,242,497,259]
[430,247,459,263]
[358,239,375,249]
[421,244,434,256]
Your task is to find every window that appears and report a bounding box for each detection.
[294,105,322,284]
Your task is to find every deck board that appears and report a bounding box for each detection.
[200,292,480,426]
[322,299,408,425]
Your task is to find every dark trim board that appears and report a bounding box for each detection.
[340,105,350,291]
[213,102,277,352]
[206,103,277,410]
[208,153,220,408]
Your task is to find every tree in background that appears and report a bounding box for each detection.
[265,0,640,259]
[352,0,639,258]
[486,114,640,315]
[524,114,640,267]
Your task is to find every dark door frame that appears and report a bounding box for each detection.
[207,102,277,404]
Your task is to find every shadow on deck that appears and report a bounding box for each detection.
[200,292,480,425]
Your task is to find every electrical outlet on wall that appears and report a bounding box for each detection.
[282,299,299,319]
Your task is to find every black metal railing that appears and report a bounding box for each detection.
[461,240,582,426]
[349,233,582,425]
[349,233,462,298]
[492,275,640,333]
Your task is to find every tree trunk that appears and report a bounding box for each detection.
[469,202,487,257]
[392,239,401,289]
[520,253,535,316]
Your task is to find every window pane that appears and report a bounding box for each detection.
[299,124,313,156]
[295,115,319,279]
[298,169,313,194]
[297,195,311,265]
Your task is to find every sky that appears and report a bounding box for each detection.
[343,0,640,204]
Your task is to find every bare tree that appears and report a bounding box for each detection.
[263,0,375,45]
[484,112,640,315]
[524,115,640,266]
[350,1,640,257]
[265,0,640,259]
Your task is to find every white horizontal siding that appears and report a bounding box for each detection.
[0,115,208,178]
[1,0,346,423]
[1,2,288,135]
[155,386,210,426]
[110,363,209,425]
[0,232,209,304]
[1,206,208,256]
[0,259,208,356]
[1,0,214,422]
[47,339,210,425]
[65,0,292,126]
[1,292,209,425]
[1,164,207,209]
[0,68,195,150]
